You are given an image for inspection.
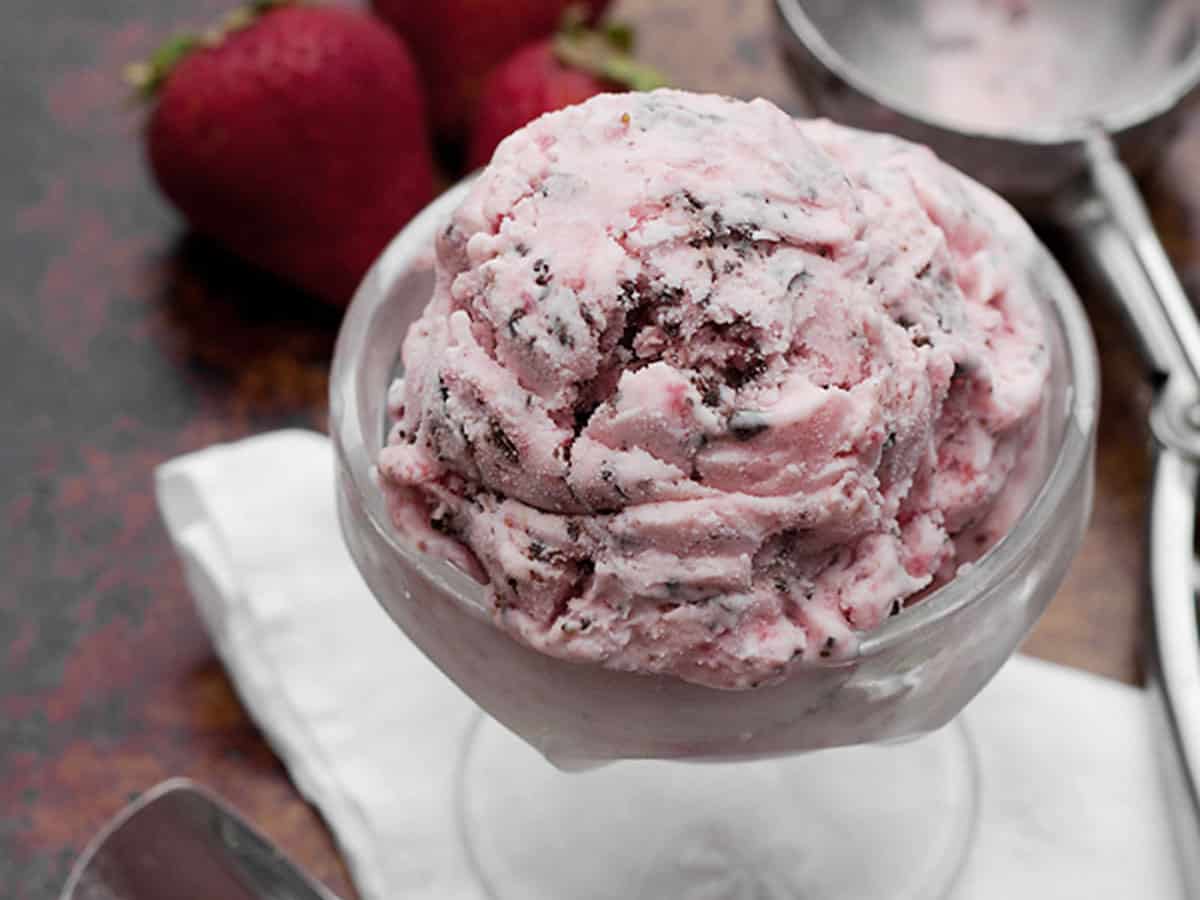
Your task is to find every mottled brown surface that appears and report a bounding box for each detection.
[0,0,1186,896]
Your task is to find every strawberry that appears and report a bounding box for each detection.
[130,1,435,306]
[467,21,665,170]
[370,0,613,140]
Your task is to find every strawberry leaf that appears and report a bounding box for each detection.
[125,0,298,101]
[249,0,295,12]
[603,22,635,54]
[553,26,666,93]
[600,54,666,92]
[124,34,201,99]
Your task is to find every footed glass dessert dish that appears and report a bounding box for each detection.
[331,177,1097,898]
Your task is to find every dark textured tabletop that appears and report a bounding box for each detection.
[2,0,1190,896]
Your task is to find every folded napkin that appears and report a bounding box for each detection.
[156,430,1185,900]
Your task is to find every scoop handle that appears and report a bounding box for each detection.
[1146,447,1200,895]
[61,779,341,900]
[1060,132,1200,892]
[1065,130,1200,388]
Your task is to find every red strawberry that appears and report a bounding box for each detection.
[131,1,435,306]
[468,22,665,170]
[370,0,613,140]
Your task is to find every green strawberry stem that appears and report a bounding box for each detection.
[553,23,666,92]
[124,0,297,99]
[125,34,201,99]
[601,22,635,54]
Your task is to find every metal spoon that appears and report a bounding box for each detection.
[776,0,1200,885]
[60,779,341,900]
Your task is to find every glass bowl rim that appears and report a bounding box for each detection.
[330,175,1100,664]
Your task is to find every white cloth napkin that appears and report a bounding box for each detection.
[156,430,1185,900]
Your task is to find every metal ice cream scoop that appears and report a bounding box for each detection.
[776,0,1200,886]
[60,780,340,900]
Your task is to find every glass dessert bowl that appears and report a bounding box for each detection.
[331,164,1097,898]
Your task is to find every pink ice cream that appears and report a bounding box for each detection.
[378,90,1049,690]
[917,0,1197,133]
